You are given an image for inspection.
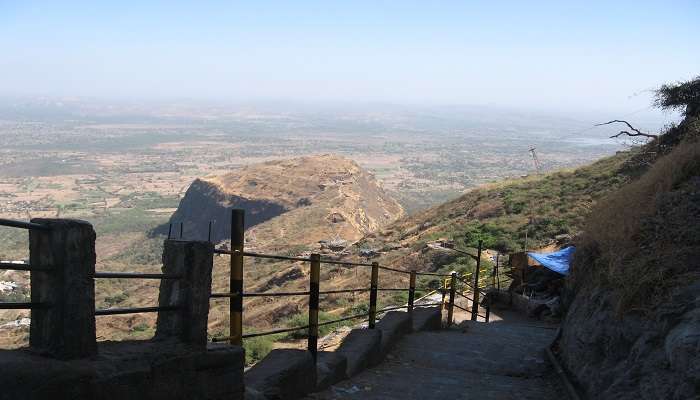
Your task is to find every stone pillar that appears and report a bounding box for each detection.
[156,240,214,349]
[29,218,97,359]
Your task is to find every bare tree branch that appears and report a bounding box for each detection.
[595,120,658,139]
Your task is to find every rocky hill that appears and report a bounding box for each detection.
[559,81,700,399]
[159,154,404,247]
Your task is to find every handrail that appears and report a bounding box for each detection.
[377,265,411,274]
[415,271,453,277]
[0,262,51,272]
[453,303,470,313]
[319,288,370,294]
[208,211,502,358]
[215,247,376,268]
[0,220,51,312]
[0,302,48,309]
[93,272,182,279]
[320,259,374,267]
[95,305,179,316]
[455,291,474,302]
[243,291,310,297]
[0,218,50,231]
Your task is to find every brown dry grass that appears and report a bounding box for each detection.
[571,122,700,312]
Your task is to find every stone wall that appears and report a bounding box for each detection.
[559,283,700,400]
[1,220,245,400]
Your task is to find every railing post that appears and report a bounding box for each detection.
[156,239,214,349]
[447,271,457,326]
[368,262,378,329]
[485,295,491,323]
[471,239,483,321]
[29,219,97,360]
[230,209,245,346]
[408,271,416,313]
[440,280,447,310]
[308,253,320,361]
[495,253,500,290]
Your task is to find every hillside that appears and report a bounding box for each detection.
[352,148,640,277]
[159,154,404,247]
[559,82,700,399]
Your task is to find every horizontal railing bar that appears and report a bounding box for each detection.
[213,248,233,255]
[316,311,371,327]
[95,305,178,316]
[211,290,313,298]
[214,247,434,276]
[0,218,50,231]
[215,248,374,267]
[243,291,310,297]
[210,292,239,298]
[376,288,408,292]
[455,291,475,302]
[0,302,47,309]
[453,303,470,312]
[243,251,311,262]
[318,288,370,295]
[242,324,310,338]
[211,324,312,341]
[377,265,411,274]
[0,262,51,272]
[415,271,452,277]
[93,272,182,280]
[319,259,374,267]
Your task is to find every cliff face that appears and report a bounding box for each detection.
[158,154,404,246]
[160,179,288,241]
[559,117,700,399]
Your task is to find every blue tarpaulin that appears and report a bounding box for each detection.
[527,246,575,276]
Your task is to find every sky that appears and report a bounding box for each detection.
[0,1,698,113]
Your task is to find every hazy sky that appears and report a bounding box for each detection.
[1,1,698,112]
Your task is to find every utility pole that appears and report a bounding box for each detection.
[529,147,542,174]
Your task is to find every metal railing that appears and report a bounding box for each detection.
[208,210,454,360]
[0,218,49,311]
[93,271,182,316]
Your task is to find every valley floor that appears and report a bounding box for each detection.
[307,309,563,400]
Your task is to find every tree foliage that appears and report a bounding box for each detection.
[655,76,700,117]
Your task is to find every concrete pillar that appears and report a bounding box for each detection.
[29,218,97,360]
[156,240,214,349]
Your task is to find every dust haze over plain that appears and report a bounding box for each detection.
[0,1,697,121]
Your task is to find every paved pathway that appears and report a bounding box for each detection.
[307,309,564,400]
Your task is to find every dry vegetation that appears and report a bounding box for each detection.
[571,115,700,312]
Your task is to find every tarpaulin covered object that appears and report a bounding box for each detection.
[527,246,575,276]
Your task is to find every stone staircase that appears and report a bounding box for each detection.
[307,310,564,399]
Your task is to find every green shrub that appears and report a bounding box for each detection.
[244,336,275,365]
[132,323,150,332]
[104,293,128,306]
